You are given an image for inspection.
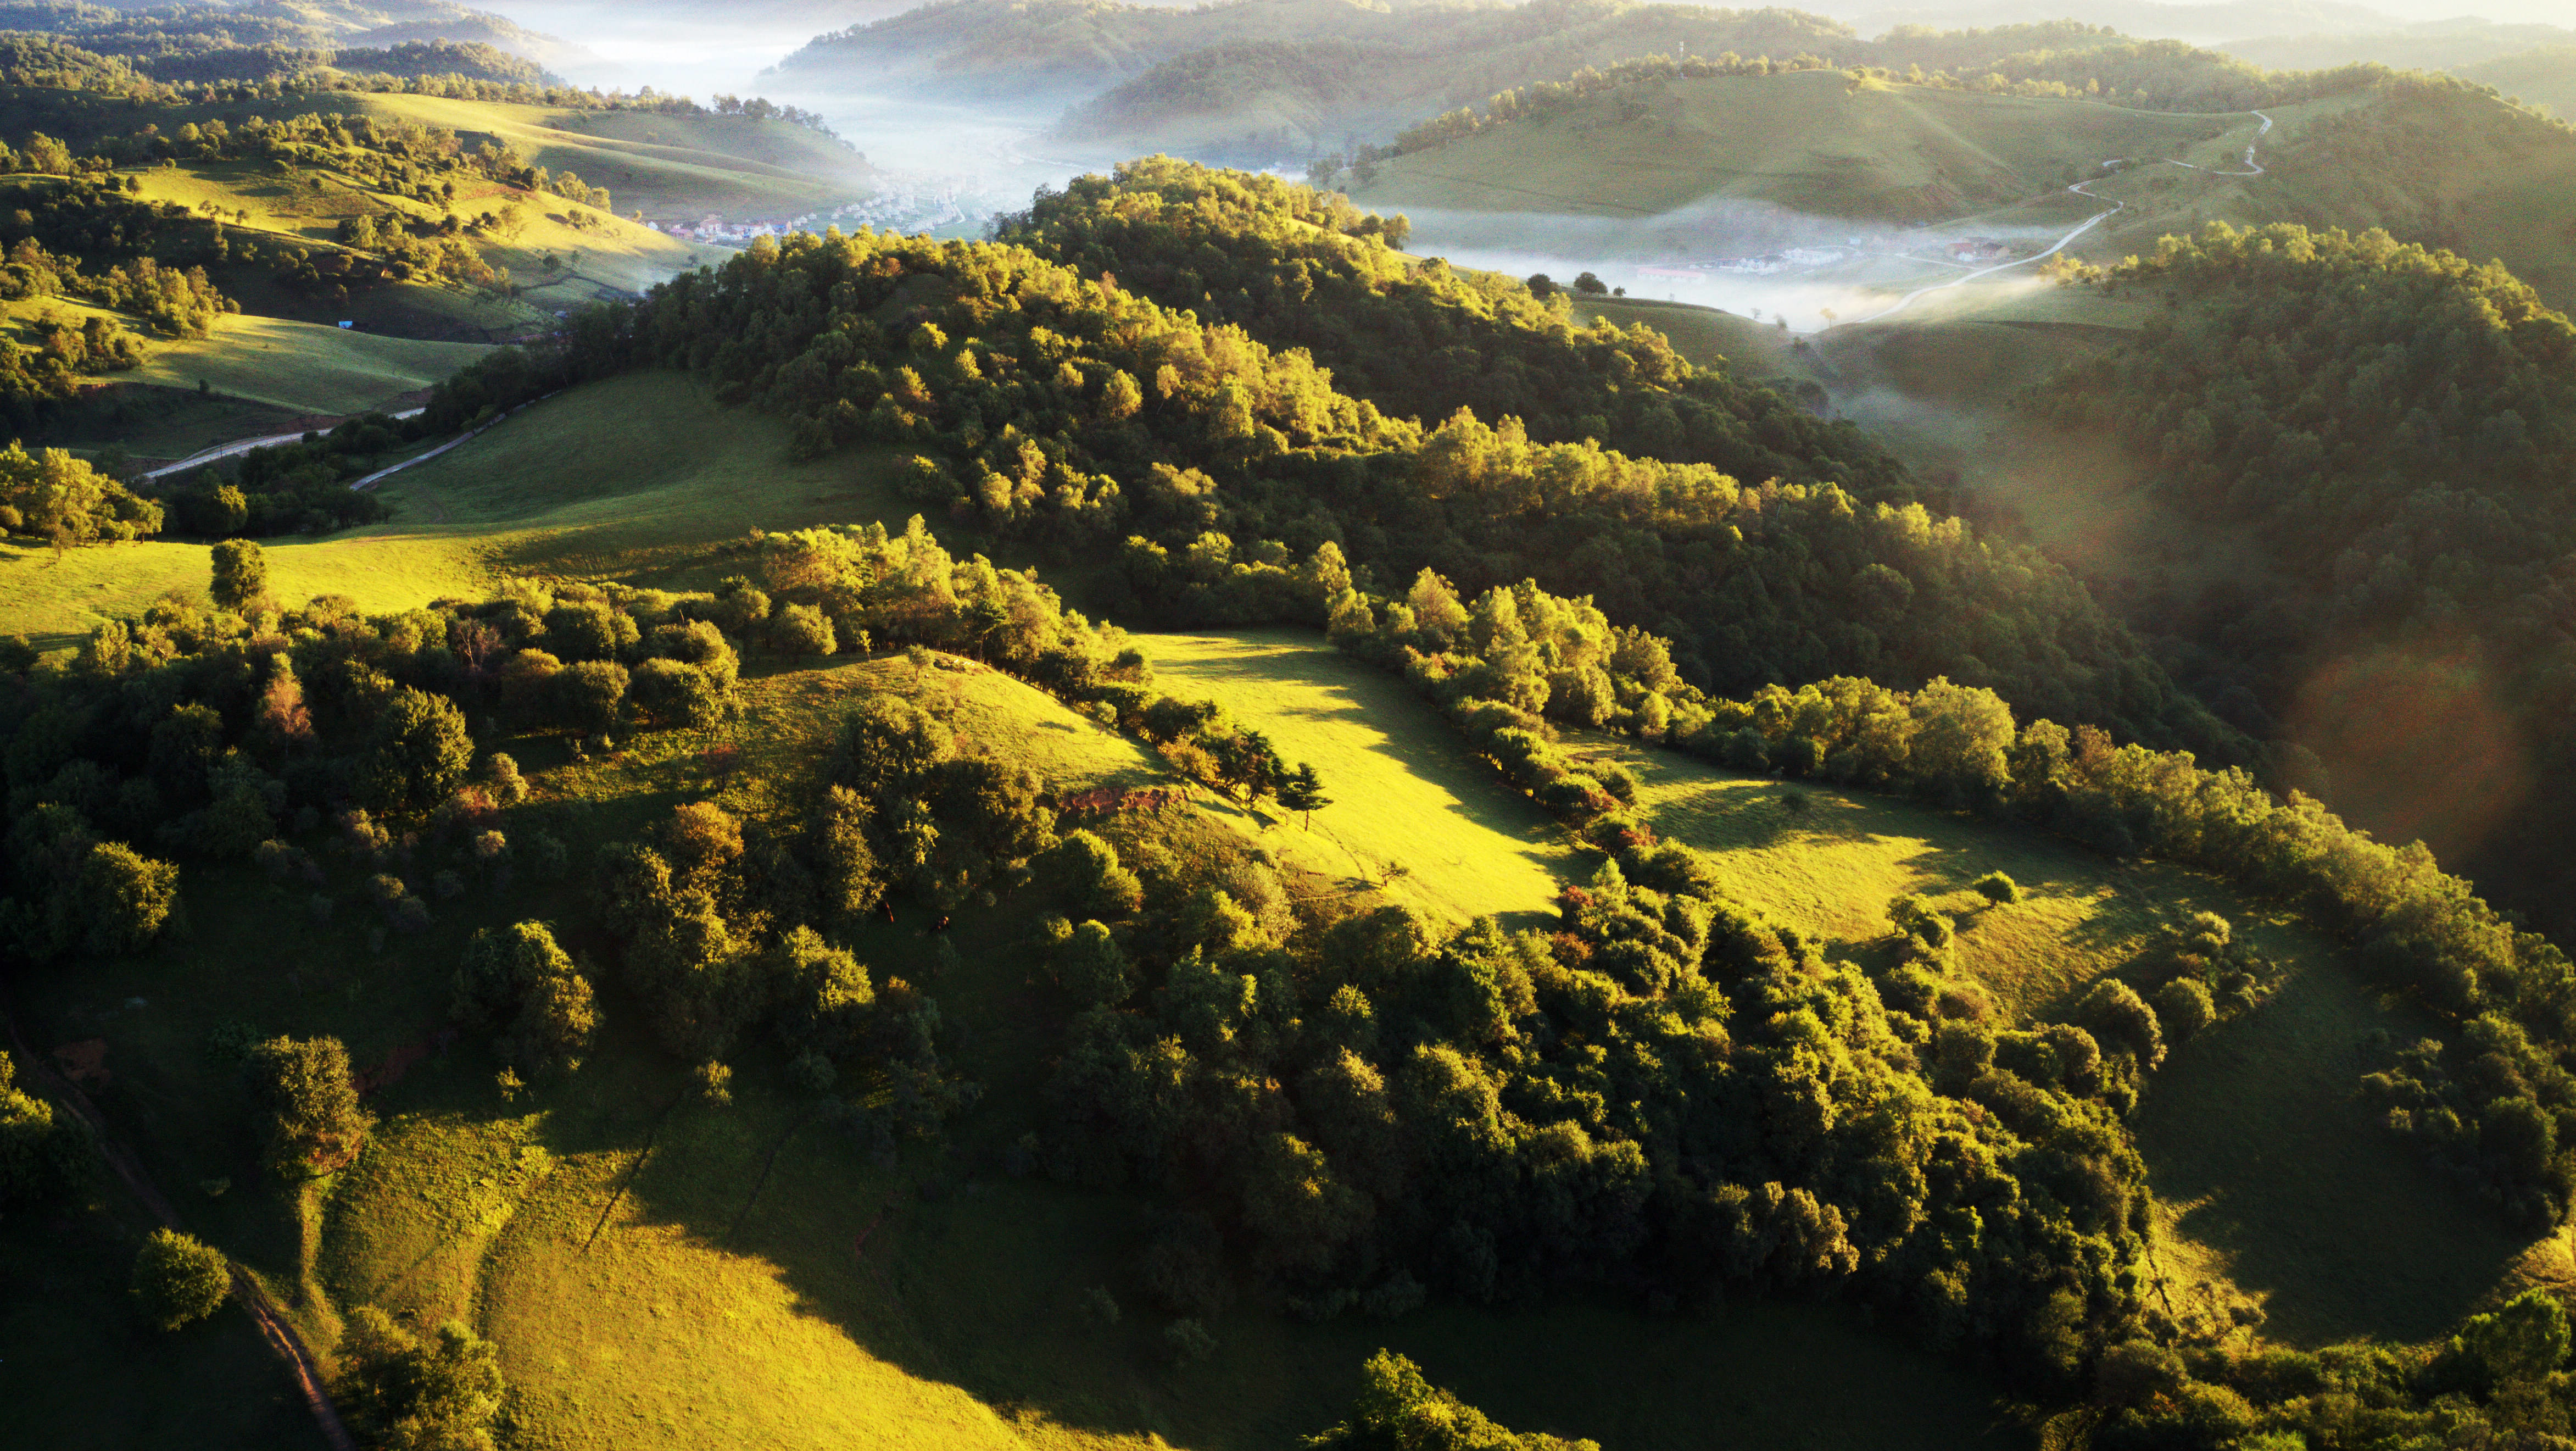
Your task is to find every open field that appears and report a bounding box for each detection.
[12,650,2027,1451]
[129,313,493,416]
[0,375,907,651]
[1142,629,1573,926]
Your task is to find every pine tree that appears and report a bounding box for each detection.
[1278,763,1331,829]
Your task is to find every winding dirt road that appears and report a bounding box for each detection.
[139,409,425,482]
[1839,110,2272,329]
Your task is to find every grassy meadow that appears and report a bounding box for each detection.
[128,312,493,417]
[7,649,2030,1451]
[1142,629,1573,926]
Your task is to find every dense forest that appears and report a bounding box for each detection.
[2036,221,2576,946]
[455,162,2238,764]
[0,0,562,86]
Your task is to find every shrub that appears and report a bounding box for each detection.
[691,1059,734,1108]
[773,602,836,655]
[363,688,473,813]
[68,841,180,957]
[1973,870,2022,905]
[555,660,629,735]
[2154,977,2216,1042]
[1053,919,1132,1006]
[1163,1317,1217,1367]
[632,657,724,727]
[2075,979,2166,1070]
[209,538,266,611]
[131,1228,230,1331]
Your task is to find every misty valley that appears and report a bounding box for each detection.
[5,2,2576,1450]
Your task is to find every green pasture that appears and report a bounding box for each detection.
[12,648,2025,1451]
[130,312,493,416]
[1141,629,1573,926]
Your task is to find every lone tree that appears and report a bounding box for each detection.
[209,538,266,612]
[248,1036,374,1177]
[1278,763,1331,829]
[132,1228,230,1331]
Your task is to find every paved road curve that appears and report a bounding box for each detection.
[1838,110,2272,329]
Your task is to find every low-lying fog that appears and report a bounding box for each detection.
[472,0,2115,323]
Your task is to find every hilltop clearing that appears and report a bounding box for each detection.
[1145,629,1572,924]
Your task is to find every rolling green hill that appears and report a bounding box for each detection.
[4,85,874,457]
[1351,68,2236,238]
[1369,69,2226,220]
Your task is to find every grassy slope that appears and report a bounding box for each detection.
[1143,629,1571,926]
[13,653,2024,1451]
[2456,46,2576,120]
[0,374,901,651]
[1356,70,2226,221]
[129,311,492,415]
[2252,83,2576,309]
